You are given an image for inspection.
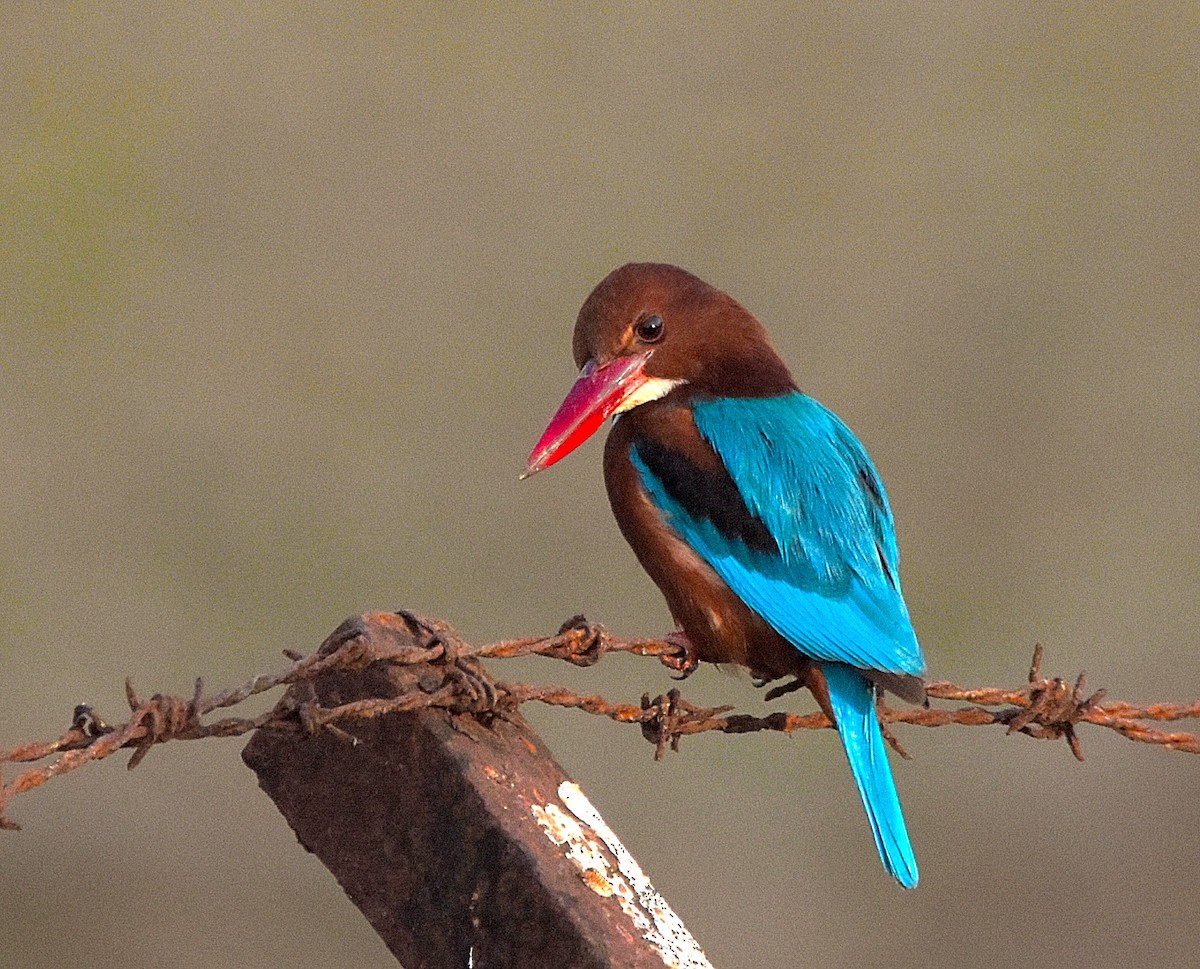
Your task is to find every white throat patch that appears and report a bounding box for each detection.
[613,377,687,416]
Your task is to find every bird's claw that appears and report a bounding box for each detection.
[659,632,699,680]
[762,676,806,703]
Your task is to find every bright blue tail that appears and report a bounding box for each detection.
[822,662,918,889]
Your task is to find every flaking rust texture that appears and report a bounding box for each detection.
[242,613,708,969]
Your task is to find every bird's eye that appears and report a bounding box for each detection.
[634,315,664,343]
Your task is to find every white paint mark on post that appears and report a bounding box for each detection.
[531,781,713,969]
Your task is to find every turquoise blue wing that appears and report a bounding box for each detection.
[631,392,924,678]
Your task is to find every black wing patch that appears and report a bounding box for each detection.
[857,465,885,511]
[633,437,779,556]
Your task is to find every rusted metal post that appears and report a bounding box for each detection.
[242,614,711,969]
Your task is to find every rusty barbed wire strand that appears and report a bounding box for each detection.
[1,611,1197,830]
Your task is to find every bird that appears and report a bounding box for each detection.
[522,263,927,889]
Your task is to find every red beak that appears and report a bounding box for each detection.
[522,351,654,478]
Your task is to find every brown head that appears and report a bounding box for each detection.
[524,263,797,477]
[572,263,796,398]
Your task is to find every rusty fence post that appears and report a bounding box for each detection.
[242,615,712,969]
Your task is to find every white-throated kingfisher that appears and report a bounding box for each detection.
[523,263,926,888]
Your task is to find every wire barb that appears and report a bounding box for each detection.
[2,614,1197,830]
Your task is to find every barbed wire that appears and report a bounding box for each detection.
[2,610,1197,830]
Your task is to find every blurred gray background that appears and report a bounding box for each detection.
[2,4,1198,968]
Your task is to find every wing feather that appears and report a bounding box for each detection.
[631,393,923,678]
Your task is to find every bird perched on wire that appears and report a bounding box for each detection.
[523,263,927,888]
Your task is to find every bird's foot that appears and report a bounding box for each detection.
[761,675,807,703]
[879,718,913,760]
[659,631,699,680]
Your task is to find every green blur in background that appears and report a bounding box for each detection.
[2,4,1198,967]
